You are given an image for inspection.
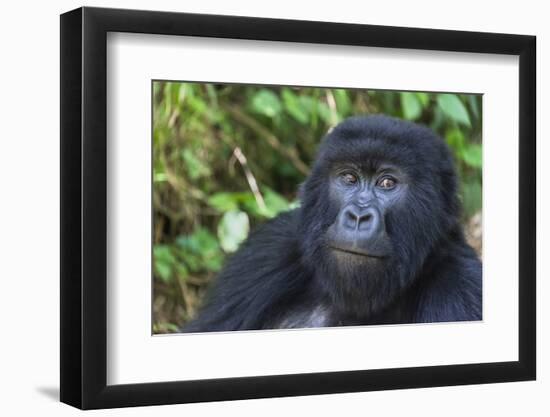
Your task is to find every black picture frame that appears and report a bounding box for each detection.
[60,6,536,410]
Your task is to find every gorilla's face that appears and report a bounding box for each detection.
[299,116,460,317]
[325,162,406,264]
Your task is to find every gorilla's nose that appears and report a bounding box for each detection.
[342,205,381,232]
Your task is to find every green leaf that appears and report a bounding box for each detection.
[262,188,290,218]
[155,263,172,282]
[379,91,397,114]
[181,149,211,179]
[207,192,240,212]
[153,245,176,283]
[153,322,180,333]
[461,144,483,168]
[282,89,309,124]
[176,228,219,254]
[183,253,202,272]
[415,92,430,107]
[234,188,290,219]
[430,107,445,131]
[297,95,315,113]
[468,95,481,119]
[333,89,352,117]
[317,102,335,124]
[165,323,180,332]
[462,180,482,218]
[250,89,282,118]
[400,92,422,120]
[177,83,188,104]
[288,200,301,210]
[203,252,224,272]
[445,128,466,155]
[193,229,220,254]
[437,94,471,127]
[153,81,162,98]
[187,94,207,115]
[175,263,189,280]
[217,210,250,252]
[176,228,224,273]
[153,172,168,183]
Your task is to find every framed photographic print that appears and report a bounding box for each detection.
[60,6,536,410]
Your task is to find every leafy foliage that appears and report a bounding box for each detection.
[152,82,482,332]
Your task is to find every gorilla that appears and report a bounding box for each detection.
[183,115,482,332]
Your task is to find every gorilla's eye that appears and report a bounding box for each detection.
[377,177,397,189]
[340,172,358,185]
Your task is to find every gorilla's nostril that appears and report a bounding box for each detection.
[361,213,373,223]
[346,210,358,221]
[343,209,358,229]
[356,213,374,231]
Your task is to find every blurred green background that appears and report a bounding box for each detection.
[152,82,482,334]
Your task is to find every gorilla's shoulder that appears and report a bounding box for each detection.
[245,209,299,242]
[415,241,482,322]
[183,210,306,332]
[232,209,302,265]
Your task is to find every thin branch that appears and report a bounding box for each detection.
[168,109,179,128]
[232,146,267,211]
[325,90,339,126]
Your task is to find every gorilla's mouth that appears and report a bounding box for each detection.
[329,245,387,259]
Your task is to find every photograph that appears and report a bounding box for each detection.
[57,5,537,410]
[152,82,483,334]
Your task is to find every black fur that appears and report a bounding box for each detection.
[183,115,482,332]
